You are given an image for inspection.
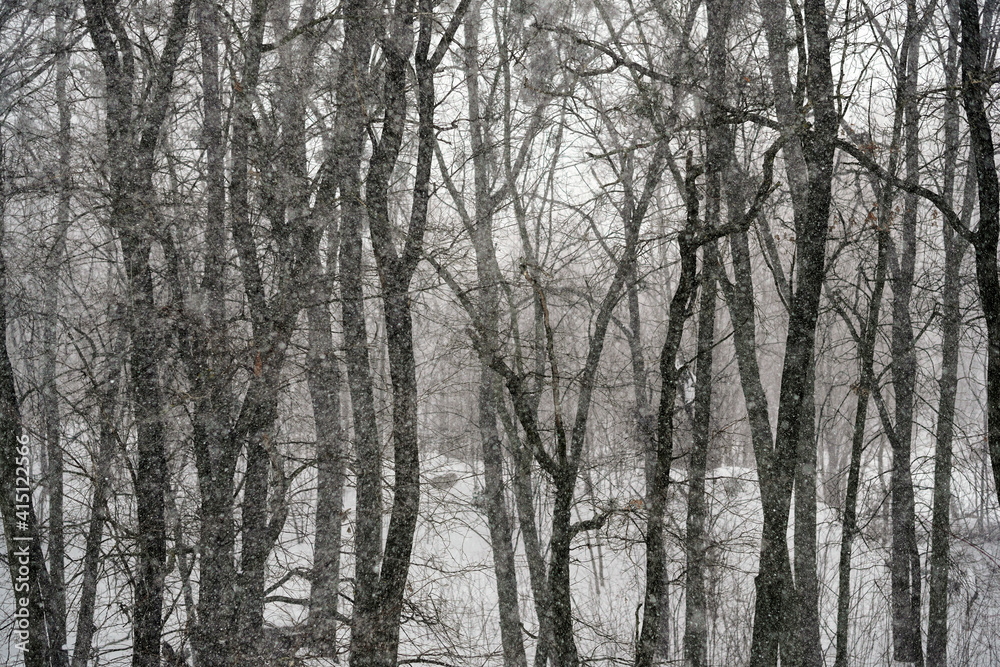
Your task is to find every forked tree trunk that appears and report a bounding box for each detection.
[749,0,836,661]
[81,1,194,663]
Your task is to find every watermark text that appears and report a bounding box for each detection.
[12,433,32,652]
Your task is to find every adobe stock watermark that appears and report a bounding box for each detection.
[12,433,32,653]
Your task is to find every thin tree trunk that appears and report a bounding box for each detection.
[500,400,555,667]
[503,173,556,667]
[926,177,972,667]
[682,1,728,661]
[720,184,782,667]
[833,228,887,667]
[637,155,702,667]
[928,10,972,656]
[335,0,382,656]
[0,135,69,667]
[367,7,449,662]
[793,356,822,667]
[43,4,73,644]
[72,321,128,667]
[463,4,530,665]
[483,127,661,667]
[684,244,716,667]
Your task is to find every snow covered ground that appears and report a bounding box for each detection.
[3,446,999,666]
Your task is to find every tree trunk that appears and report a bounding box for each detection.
[502,403,555,667]
[792,357,822,667]
[190,2,239,662]
[959,0,1000,512]
[80,1,194,663]
[327,3,381,664]
[833,229,887,667]
[684,244,716,667]
[463,4,530,666]
[887,9,924,661]
[226,1,279,663]
[749,0,836,661]
[926,175,971,667]
[928,9,971,657]
[306,246,346,650]
[72,322,128,667]
[501,168,556,667]
[42,4,73,644]
[549,472,578,667]
[636,156,702,667]
[123,224,169,667]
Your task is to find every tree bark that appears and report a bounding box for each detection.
[748,0,836,661]
[332,0,382,659]
[42,4,73,645]
[637,155,702,667]
[832,227,887,667]
[959,0,1000,512]
[887,8,925,661]
[928,9,972,657]
[500,398,555,667]
[0,136,70,667]
[792,356,822,667]
[462,4,530,666]
[684,243,716,667]
[306,237,346,651]
[80,1,194,663]
[189,2,238,664]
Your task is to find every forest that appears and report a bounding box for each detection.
[0,0,999,663]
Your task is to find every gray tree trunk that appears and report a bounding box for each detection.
[81,2,194,664]
[832,226,888,667]
[792,357,822,667]
[0,134,69,667]
[959,0,1000,513]
[928,7,973,657]
[887,10,925,662]
[42,3,73,643]
[749,0,836,660]
[463,5,530,666]
[684,243,716,667]
[72,322,127,667]
[306,244,346,651]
